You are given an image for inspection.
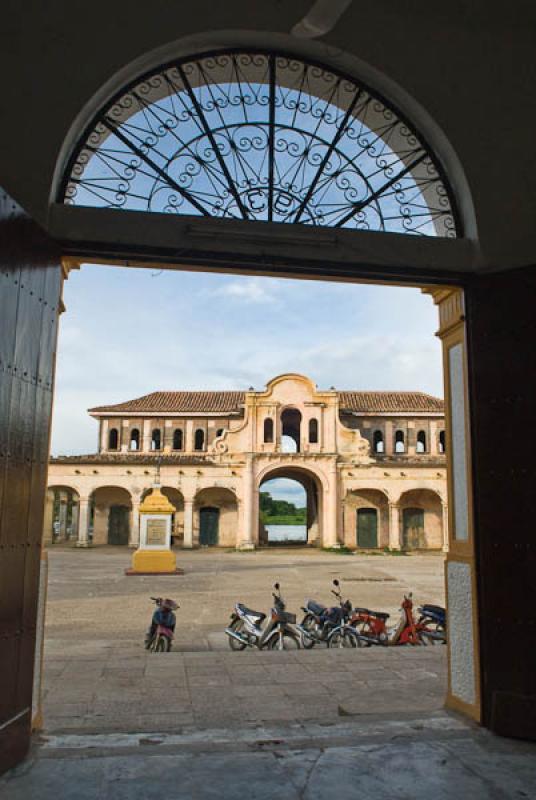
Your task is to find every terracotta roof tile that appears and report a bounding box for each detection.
[90,389,443,415]
[338,391,444,413]
[89,391,246,414]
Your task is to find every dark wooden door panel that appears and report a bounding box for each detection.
[0,188,61,774]
[466,266,536,739]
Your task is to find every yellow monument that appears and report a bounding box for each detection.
[130,484,177,574]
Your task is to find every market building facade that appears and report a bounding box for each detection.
[45,373,447,551]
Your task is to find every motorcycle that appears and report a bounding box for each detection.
[417,603,447,644]
[225,583,300,651]
[298,580,356,648]
[146,596,179,653]
[350,593,426,646]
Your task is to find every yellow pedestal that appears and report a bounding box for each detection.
[131,549,176,573]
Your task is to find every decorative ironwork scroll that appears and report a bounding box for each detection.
[62,51,458,237]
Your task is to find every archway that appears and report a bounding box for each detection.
[343,489,389,549]
[258,465,325,547]
[193,487,238,547]
[44,486,81,545]
[280,408,302,453]
[61,51,457,239]
[398,488,444,550]
[90,486,132,546]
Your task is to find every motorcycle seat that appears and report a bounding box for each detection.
[371,611,390,620]
[237,603,266,621]
[421,604,445,616]
[306,600,327,615]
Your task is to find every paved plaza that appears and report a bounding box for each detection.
[42,547,446,733]
[4,549,534,798]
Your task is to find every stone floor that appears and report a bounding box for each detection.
[42,547,447,732]
[2,712,536,799]
[3,548,535,798]
[43,647,447,733]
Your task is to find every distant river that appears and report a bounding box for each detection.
[266,524,307,543]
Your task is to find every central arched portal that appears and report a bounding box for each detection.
[258,466,323,547]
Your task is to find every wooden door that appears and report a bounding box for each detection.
[402,507,425,549]
[199,507,219,545]
[357,508,378,548]
[108,505,130,545]
[0,189,62,774]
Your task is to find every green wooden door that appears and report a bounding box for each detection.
[199,507,219,546]
[403,507,425,549]
[108,505,130,545]
[357,508,378,548]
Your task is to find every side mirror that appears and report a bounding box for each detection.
[274,582,280,590]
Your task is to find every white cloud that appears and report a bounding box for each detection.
[206,277,279,304]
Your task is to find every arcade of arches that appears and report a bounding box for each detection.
[46,374,447,551]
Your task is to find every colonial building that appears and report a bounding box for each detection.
[45,374,447,551]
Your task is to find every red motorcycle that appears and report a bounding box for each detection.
[146,597,179,653]
[350,593,429,646]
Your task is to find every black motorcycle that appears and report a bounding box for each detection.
[417,603,447,644]
[297,580,353,648]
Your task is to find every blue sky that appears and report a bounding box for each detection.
[51,265,442,502]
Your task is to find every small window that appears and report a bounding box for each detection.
[395,430,405,453]
[373,430,384,454]
[263,418,274,443]
[108,428,119,450]
[151,429,161,451]
[194,429,205,451]
[172,429,183,450]
[130,428,140,450]
[216,428,224,438]
[309,418,318,444]
[416,430,427,453]
[439,430,446,453]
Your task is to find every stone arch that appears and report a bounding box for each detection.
[193,486,238,547]
[256,463,328,547]
[343,488,390,549]
[398,488,444,550]
[90,485,132,546]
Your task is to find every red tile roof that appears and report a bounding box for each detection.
[90,389,443,415]
[89,391,246,414]
[338,391,444,413]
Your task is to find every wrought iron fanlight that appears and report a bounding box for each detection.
[62,50,458,237]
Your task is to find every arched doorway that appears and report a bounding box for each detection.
[258,465,324,547]
[194,487,238,547]
[398,489,444,550]
[343,489,389,549]
[90,486,132,546]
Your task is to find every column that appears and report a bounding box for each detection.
[323,460,339,548]
[130,501,140,548]
[441,501,449,553]
[183,498,194,548]
[388,503,401,550]
[142,419,151,452]
[100,419,109,452]
[237,455,255,550]
[42,492,54,546]
[76,498,90,547]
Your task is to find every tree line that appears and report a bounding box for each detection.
[260,491,306,524]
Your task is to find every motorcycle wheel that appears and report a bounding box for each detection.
[268,631,300,651]
[228,618,247,651]
[328,628,362,649]
[300,614,317,649]
[155,636,169,653]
